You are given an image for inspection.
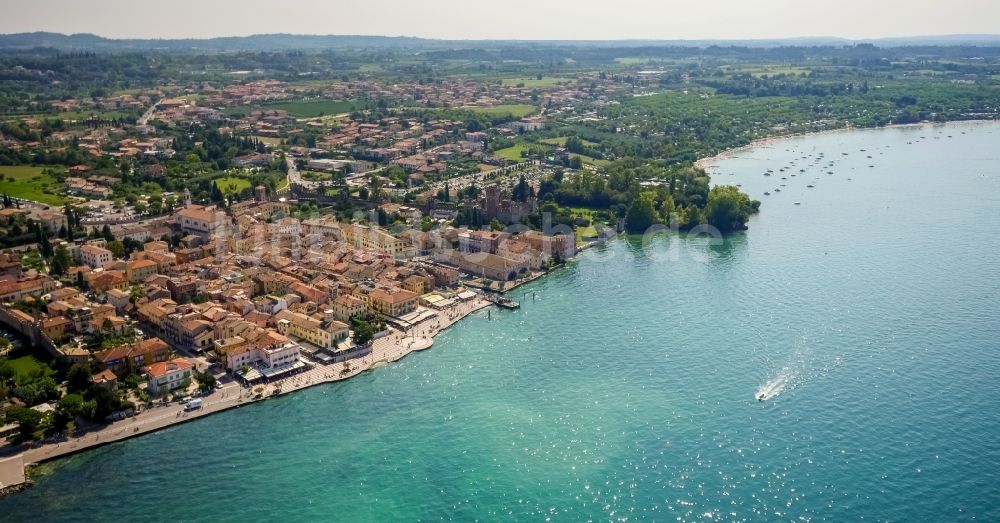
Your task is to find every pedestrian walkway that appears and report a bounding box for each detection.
[0,455,25,490]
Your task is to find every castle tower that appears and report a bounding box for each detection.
[485,184,500,219]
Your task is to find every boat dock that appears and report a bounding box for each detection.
[482,293,519,309]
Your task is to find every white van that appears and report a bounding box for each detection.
[183,398,203,411]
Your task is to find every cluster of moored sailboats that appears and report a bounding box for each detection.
[752,146,888,202]
[722,128,962,207]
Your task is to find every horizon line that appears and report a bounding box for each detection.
[4,30,1000,44]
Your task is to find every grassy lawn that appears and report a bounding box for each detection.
[500,77,567,88]
[300,170,334,182]
[568,207,605,244]
[462,104,537,118]
[575,225,599,244]
[261,99,359,118]
[539,136,599,147]
[494,144,532,162]
[214,176,252,195]
[5,354,54,382]
[253,135,283,146]
[571,153,611,167]
[0,165,67,205]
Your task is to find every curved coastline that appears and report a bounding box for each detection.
[3,117,998,497]
[694,119,998,171]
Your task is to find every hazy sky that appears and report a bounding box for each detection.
[1,0,998,40]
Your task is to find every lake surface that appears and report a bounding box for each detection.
[4,121,1000,521]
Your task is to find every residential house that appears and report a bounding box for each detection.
[144,358,194,396]
[95,338,172,375]
[79,244,113,269]
[126,259,158,283]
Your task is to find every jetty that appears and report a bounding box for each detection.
[0,455,26,494]
[483,293,520,309]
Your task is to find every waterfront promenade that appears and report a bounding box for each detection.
[1,297,491,491]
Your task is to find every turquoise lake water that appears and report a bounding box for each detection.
[4,121,1000,521]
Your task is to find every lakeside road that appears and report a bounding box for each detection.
[2,296,492,488]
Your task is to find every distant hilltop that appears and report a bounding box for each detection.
[1,31,1000,52]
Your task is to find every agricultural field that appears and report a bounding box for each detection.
[226,99,360,118]
[1,108,134,123]
[214,176,252,195]
[540,136,598,147]
[253,135,283,146]
[0,165,67,205]
[461,104,537,118]
[500,77,567,88]
[721,65,812,77]
[614,57,659,65]
[494,144,532,162]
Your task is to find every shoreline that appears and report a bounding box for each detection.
[0,296,493,492]
[6,118,994,495]
[693,118,998,171]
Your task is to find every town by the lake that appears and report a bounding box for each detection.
[1,2,1000,521]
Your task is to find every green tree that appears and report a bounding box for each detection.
[5,406,44,442]
[490,218,505,231]
[351,317,376,346]
[624,192,657,234]
[703,185,761,233]
[13,377,60,406]
[66,363,93,394]
[57,392,95,422]
[124,373,141,390]
[86,386,119,420]
[106,240,125,259]
[50,244,71,276]
[194,371,216,392]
